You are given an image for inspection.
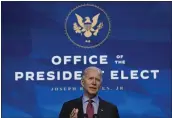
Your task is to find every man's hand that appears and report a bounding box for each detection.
[70,108,79,118]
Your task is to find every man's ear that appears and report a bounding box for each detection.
[81,79,84,87]
[98,83,102,90]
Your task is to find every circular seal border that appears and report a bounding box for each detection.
[65,4,111,49]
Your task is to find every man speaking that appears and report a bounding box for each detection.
[59,66,120,118]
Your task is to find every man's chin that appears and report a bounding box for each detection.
[88,91,97,95]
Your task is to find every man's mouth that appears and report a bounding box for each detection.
[89,87,97,90]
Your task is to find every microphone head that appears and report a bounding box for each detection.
[83,114,88,118]
[93,114,99,118]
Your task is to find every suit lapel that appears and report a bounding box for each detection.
[77,97,84,118]
[98,97,105,118]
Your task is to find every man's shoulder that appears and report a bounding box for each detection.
[100,98,118,109]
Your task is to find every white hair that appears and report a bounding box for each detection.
[82,66,103,80]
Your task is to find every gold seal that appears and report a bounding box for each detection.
[65,4,111,48]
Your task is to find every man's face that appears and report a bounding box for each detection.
[81,69,102,96]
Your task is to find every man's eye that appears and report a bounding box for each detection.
[96,78,101,82]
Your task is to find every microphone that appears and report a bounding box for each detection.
[83,114,98,118]
[83,114,88,118]
[93,114,99,118]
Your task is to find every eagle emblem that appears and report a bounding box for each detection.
[73,13,103,42]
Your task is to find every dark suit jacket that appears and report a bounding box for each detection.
[59,96,120,118]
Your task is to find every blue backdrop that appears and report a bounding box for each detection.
[1,1,171,118]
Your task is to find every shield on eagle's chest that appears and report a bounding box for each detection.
[84,23,91,31]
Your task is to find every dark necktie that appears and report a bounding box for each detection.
[86,100,94,118]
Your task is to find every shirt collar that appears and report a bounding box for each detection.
[82,94,99,104]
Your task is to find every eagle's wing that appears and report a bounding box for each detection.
[73,22,82,34]
[75,13,84,28]
[91,13,100,28]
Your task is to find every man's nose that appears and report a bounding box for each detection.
[92,78,96,85]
